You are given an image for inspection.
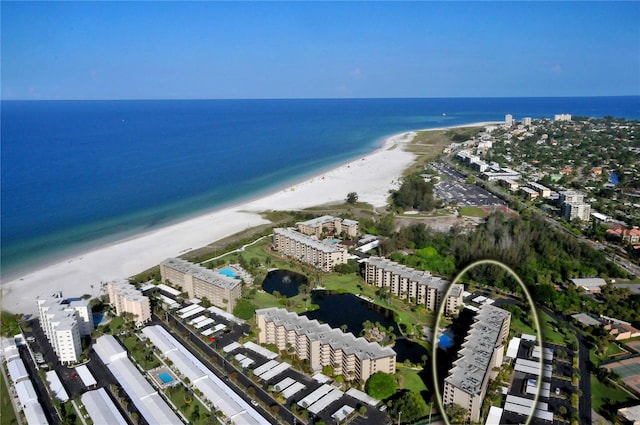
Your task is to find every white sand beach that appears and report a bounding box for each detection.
[1,123,495,316]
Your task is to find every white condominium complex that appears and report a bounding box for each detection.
[107,281,151,324]
[160,258,242,312]
[256,307,396,383]
[36,293,94,364]
[505,114,514,127]
[272,228,348,272]
[559,190,591,221]
[363,257,463,315]
[554,114,572,121]
[443,304,511,423]
[296,215,359,238]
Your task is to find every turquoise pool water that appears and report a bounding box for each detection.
[219,268,236,278]
[159,372,174,384]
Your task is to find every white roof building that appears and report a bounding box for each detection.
[75,365,97,388]
[81,388,128,425]
[7,358,29,383]
[45,371,69,402]
[142,325,270,425]
[93,335,181,425]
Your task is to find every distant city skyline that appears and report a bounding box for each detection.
[2,1,639,100]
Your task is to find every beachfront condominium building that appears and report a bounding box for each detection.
[256,307,396,383]
[554,114,572,122]
[363,257,464,315]
[296,215,359,238]
[443,304,511,423]
[107,281,151,324]
[522,117,532,126]
[505,114,514,127]
[36,293,94,364]
[160,258,242,312]
[272,228,348,272]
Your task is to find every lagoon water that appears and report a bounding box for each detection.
[2,97,639,279]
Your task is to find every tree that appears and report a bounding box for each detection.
[346,192,359,204]
[388,391,429,423]
[445,403,468,424]
[365,372,397,400]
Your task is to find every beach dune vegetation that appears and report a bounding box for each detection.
[391,174,439,212]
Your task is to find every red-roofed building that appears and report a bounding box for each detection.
[607,227,640,244]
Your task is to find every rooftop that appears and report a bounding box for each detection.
[445,305,510,395]
[366,257,458,294]
[274,228,345,254]
[256,307,396,361]
[161,258,242,290]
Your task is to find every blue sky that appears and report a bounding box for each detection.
[2,1,639,99]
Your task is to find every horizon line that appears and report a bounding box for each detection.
[3,94,640,102]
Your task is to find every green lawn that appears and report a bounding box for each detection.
[119,334,160,370]
[396,366,428,393]
[459,206,488,217]
[538,310,568,345]
[509,315,537,337]
[1,374,18,425]
[606,343,628,357]
[590,375,633,415]
[165,384,219,425]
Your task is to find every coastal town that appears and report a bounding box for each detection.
[2,115,640,425]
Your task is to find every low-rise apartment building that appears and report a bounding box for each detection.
[107,281,151,324]
[272,228,348,272]
[160,258,242,312]
[297,215,359,238]
[526,181,551,198]
[256,307,396,383]
[443,304,511,423]
[36,293,94,364]
[363,257,463,315]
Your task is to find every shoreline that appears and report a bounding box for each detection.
[1,122,496,316]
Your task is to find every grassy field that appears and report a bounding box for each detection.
[538,310,568,345]
[119,334,161,370]
[606,343,628,357]
[590,375,633,415]
[458,206,488,217]
[396,366,428,394]
[1,373,18,425]
[165,384,218,425]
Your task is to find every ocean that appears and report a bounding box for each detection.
[2,97,639,280]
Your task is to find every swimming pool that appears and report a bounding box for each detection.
[219,267,236,278]
[158,372,174,384]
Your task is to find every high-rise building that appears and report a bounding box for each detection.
[559,190,591,221]
[256,307,396,383]
[160,258,242,312]
[443,305,511,422]
[505,114,514,127]
[297,215,359,238]
[36,293,93,364]
[107,281,152,324]
[522,117,532,126]
[272,228,348,272]
[364,257,463,315]
[554,114,572,122]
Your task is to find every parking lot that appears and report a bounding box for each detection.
[431,162,505,207]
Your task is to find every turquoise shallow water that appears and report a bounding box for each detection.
[2,97,639,279]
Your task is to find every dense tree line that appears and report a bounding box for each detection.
[391,174,440,212]
[373,212,639,321]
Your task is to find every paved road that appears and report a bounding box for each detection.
[541,306,592,424]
